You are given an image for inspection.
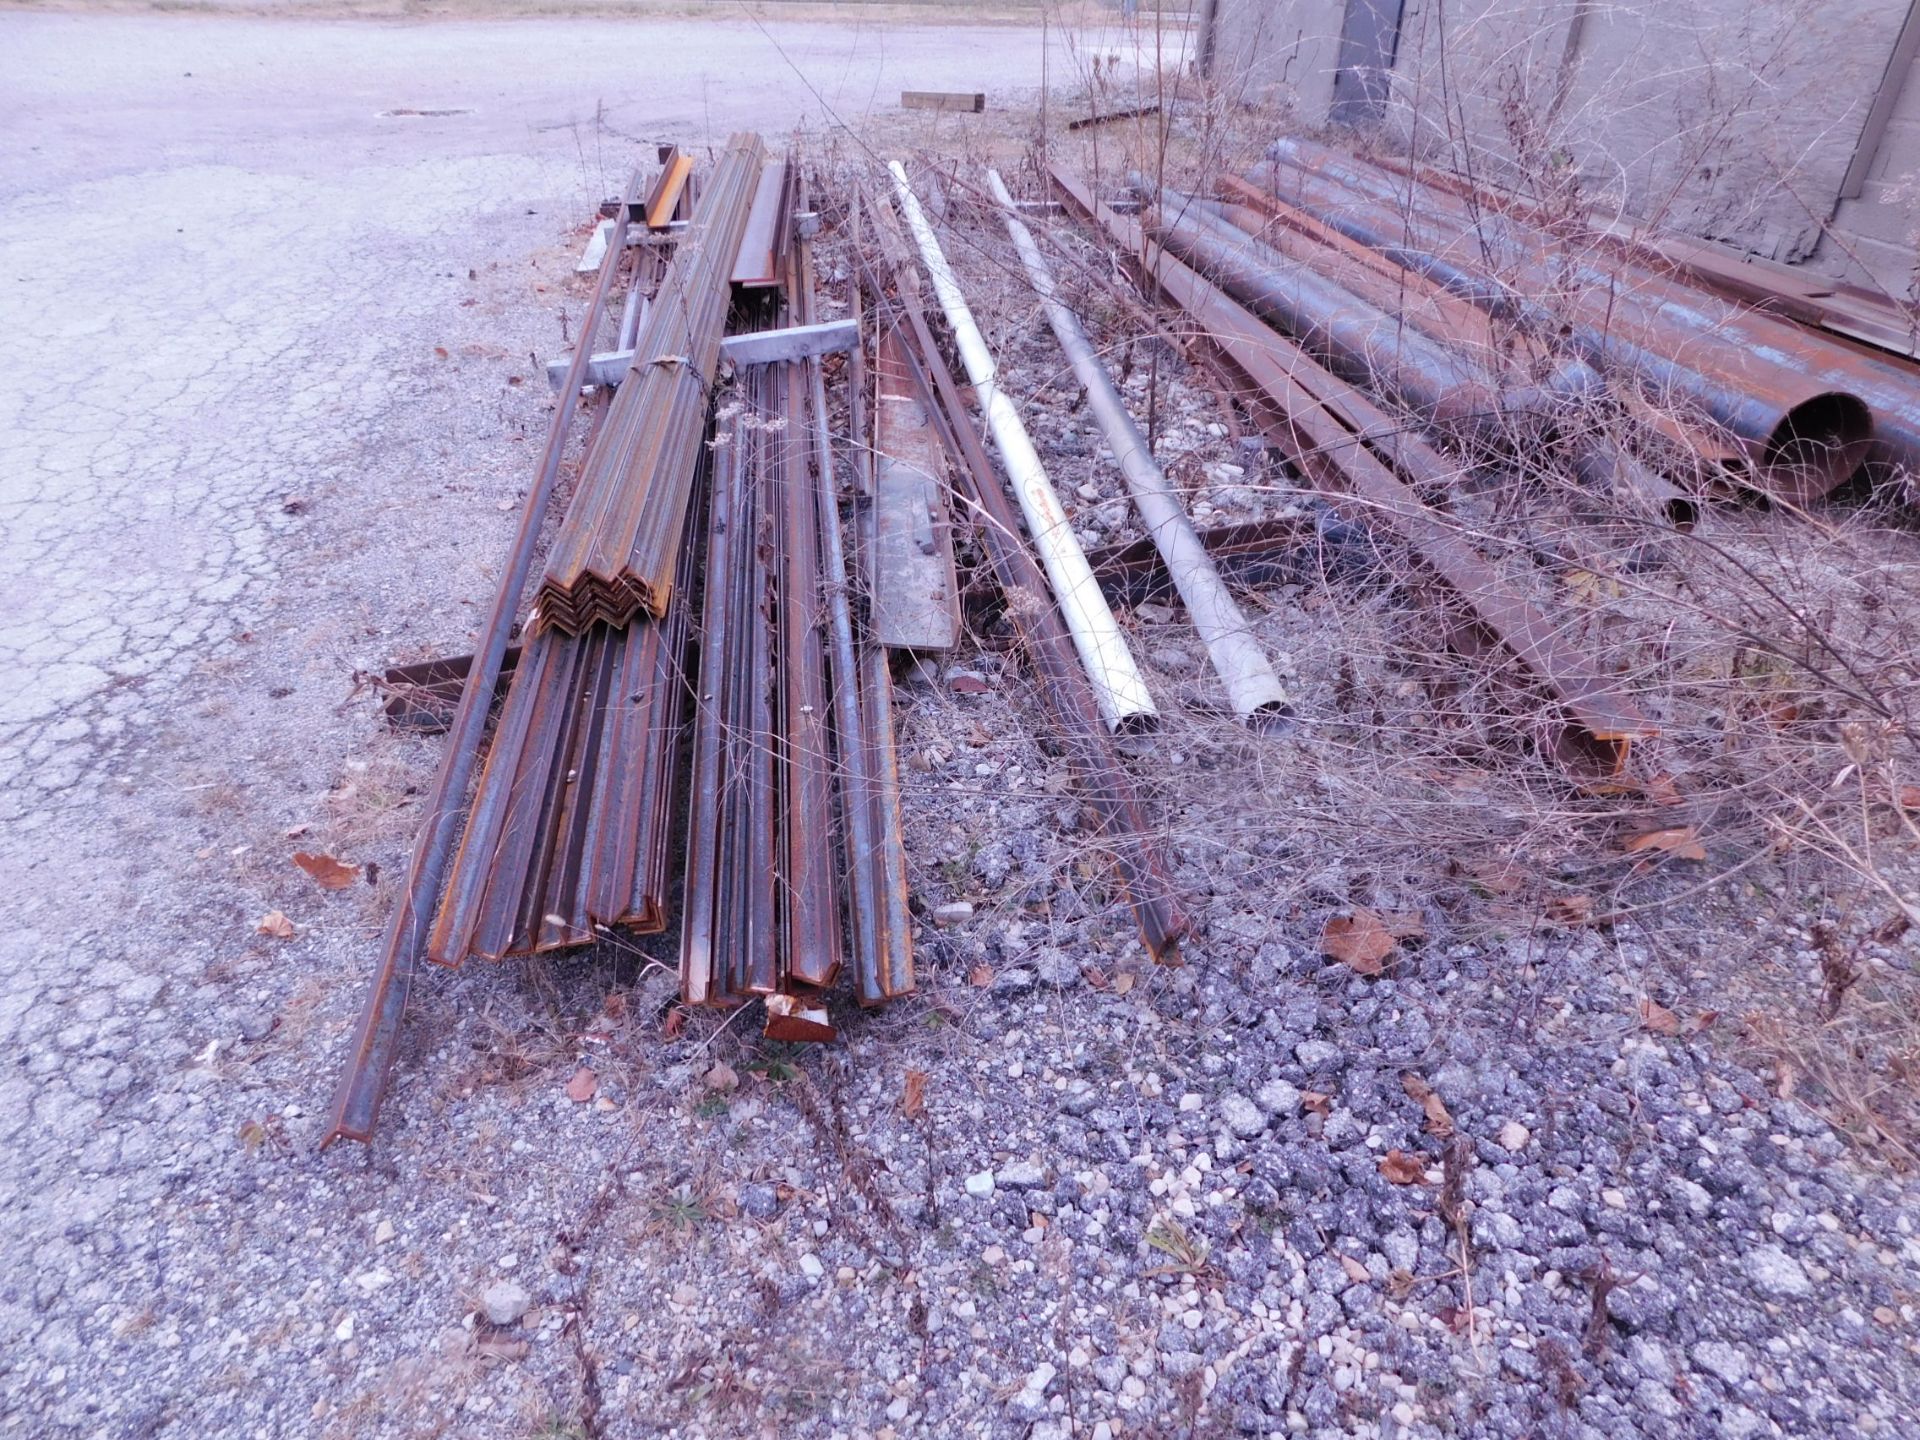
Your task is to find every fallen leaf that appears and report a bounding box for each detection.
[506,375,523,386]
[1545,894,1595,925]
[1083,966,1110,992]
[564,1067,598,1103]
[1400,1072,1454,1138]
[662,1007,687,1040]
[1684,1009,1720,1036]
[902,1068,928,1119]
[704,1061,738,1093]
[1898,784,1920,811]
[1623,827,1706,861]
[1111,971,1136,996]
[434,346,449,359]
[474,1335,529,1362]
[1379,1149,1427,1185]
[1638,998,1680,1037]
[293,851,361,890]
[1301,1091,1332,1118]
[1321,907,1395,975]
[968,964,994,988]
[256,910,296,939]
[948,674,990,694]
[1340,1254,1371,1284]
[1381,911,1425,939]
[1463,857,1526,896]
[237,1118,267,1151]
[1438,1304,1472,1334]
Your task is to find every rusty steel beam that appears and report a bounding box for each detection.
[322,168,646,1150]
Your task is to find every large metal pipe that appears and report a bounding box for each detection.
[887,160,1157,733]
[986,170,1291,725]
[1258,141,1873,503]
[1174,188,1695,524]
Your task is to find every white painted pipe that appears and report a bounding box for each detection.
[988,170,1291,724]
[887,160,1157,733]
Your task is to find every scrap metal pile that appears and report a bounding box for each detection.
[325,128,1920,1147]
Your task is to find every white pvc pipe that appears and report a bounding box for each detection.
[887,160,1157,732]
[987,169,1291,724]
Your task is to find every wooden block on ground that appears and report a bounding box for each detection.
[901,91,986,113]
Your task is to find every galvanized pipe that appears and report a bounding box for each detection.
[987,169,1291,725]
[887,160,1158,734]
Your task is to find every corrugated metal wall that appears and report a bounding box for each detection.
[1203,0,1920,296]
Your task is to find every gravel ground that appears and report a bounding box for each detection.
[5,12,1920,1440]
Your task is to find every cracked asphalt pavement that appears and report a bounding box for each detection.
[0,13,1070,1434]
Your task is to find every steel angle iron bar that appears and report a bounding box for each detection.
[1049,163,1655,776]
[986,169,1291,725]
[794,220,904,1007]
[538,134,767,634]
[885,160,1157,734]
[855,189,1187,960]
[323,168,646,1150]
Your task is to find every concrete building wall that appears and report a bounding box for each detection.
[1204,0,1920,297]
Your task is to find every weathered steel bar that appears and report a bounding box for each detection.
[887,159,1159,734]
[870,324,961,652]
[989,168,1292,723]
[322,170,644,1149]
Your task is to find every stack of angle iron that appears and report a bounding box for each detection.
[683,180,915,1025]
[1245,138,1895,506]
[537,133,769,634]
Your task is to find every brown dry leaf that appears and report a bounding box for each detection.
[704,1061,738,1093]
[1340,1254,1371,1284]
[1082,967,1110,992]
[1898,784,1920,811]
[948,674,990,695]
[433,345,449,359]
[1301,1091,1332,1118]
[1622,827,1706,862]
[1638,998,1680,1037]
[902,1069,928,1120]
[1684,1009,1720,1036]
[1545,894,1595,925]
[968,964,994,988]
[1379,1149,1427,1185]
[1321,907,1396,976]
[293,851,361,890]
[256,910,296,940]
[662,1006,687,1040]
[564,1067,598,1103]
[1382,911,1425,939]
[1400,1072,1454,1138]
[1111,971,1137,996]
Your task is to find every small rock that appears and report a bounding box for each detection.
[739,1183,780,1220]
[798,1254,824,1280]
[481,1281,531,1327]
[1497,1121,1531,1152]
[1295,1040,1339,1069]
[1690,1339,1752,1386]
[1256,1078,1301,1116]
[999,1160,1047,1190]
[1035,948,1078,987]
[1220,1094,1266,1139]
[237,1012,276,1043]
[991,968,1036,995]
[1744,1245,1811,1299]
[373,1220,396,1245]
[933,902,975,926]
[965,1170,996,1199]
